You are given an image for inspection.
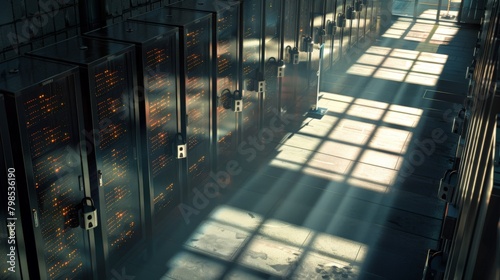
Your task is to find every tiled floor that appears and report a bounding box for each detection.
[123,18,478,280]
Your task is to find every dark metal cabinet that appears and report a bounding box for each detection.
[85,22,180,232]
[28,37,143,275]
[168,0,241,170]
[241,0,264,140]
[130,8,213,197]
[324,0,338,67]
[281,0,300,115]
[263,0,283,124]
[0,57,91,279]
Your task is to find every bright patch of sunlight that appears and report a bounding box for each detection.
[381,17,458,46]
[308,232,367,263]
[359,149,401,169]
[412,61,445,75]
[383,110,421,127]
[350,162,397,188]
[382,57,414,70]
[268,92,421,194]
[347,104,387,120]
[346,64,376,76]
[353,97,390,110]
[346,45,449,86]
[389,104,424,115]
[419,9,439,20]
[373,68,407,82]
[405,72,439,86]
[365,46,392,56]
[319,91,355,103]
[356,53,386,66]
[369,134,408,153]
[330,120,371,145]
[210,205,263,231]
[161,205,369,279]
[390,48,420,59]
[418,52,448,63]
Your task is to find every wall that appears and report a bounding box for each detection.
[0,0,181,62]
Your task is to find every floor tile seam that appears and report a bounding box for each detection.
[273,143,404,177]
[279,133,406,158]
[357,220,442,242]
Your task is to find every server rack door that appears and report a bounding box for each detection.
[323,0,336,72]
[309,0,325,109]
[0,58,93,279]
[340,0,349,58]
[214,4,240,169]
[348,0,359,46]
[241,0,263,140]
[84,22,181,232]
[87,52,144,268]
[141,35,180,221]
[295,0,315,114]
[312,0,326,42]
[184,17,213,190]
[263,0,283,130]
[129,9,214,200]
[0,94,28,279]
[168,0,241,171]
[281,0,299,116]
[28,37,145,275]
[365,0,372,35]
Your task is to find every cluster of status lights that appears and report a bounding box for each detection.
[145,45,178,214]
[94,69,122,97]
[153,181,175,213]
[24,91,65,127]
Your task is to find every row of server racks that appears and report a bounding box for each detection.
[0,0,380,279]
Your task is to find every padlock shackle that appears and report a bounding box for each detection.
[80,197,96,208]
[442,169,452,179]
[448,170,458,183]
[442,169,458,184]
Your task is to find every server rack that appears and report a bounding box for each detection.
[287,0,322,115]
[0,57,92,279]
[28,37,143,277]
[168,0,241,170]
[262,0,283,128]
[308,0,326,114]
[241,0,264,141]
[281,0,300,116]
[130,8,213,198]
[85,22,180,236]
[339,0,350,59]
[322,0,336,72]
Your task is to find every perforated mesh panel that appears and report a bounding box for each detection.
[22,77,88,279]
[91,55,142,258]
[185,19,211,187]
[216,7,239,160]
[143,38,178,215]
[242,0,262,136]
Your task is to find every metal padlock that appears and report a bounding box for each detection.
[79,197,98,230]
